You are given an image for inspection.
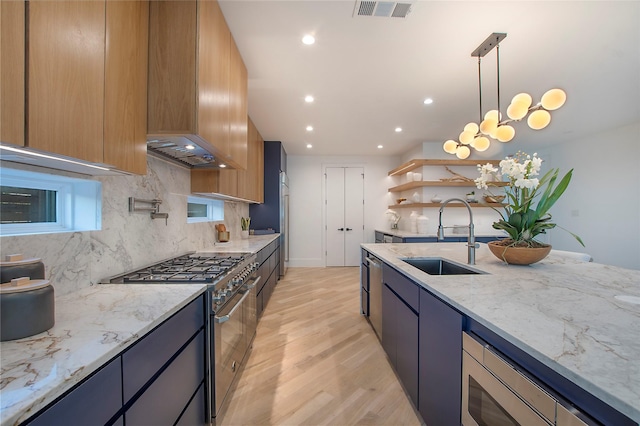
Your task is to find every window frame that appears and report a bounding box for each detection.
[0,167,101,236]
[187,196,224,224]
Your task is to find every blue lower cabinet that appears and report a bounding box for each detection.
[176,382,207,426]
[381,265,420,407]
[26,357,123,426]
[125,329,205,425]
[419,288,463,426]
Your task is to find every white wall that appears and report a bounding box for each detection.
[517,122,640,270]
[287,154,399,267]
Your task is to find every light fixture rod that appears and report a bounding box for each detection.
[471,32,506,58]
[496,43,501,119]
[477,56,483,122]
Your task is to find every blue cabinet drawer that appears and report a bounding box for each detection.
[26,357,122,426]
[383,264,419,312]
[122,296,204,402]
[125,329,205,425]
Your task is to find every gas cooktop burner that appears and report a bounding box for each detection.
[107,252,253,284]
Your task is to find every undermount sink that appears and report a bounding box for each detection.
[402,257,484,275]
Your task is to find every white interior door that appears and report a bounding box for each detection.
[325,167,364,266]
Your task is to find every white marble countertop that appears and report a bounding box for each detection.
[362,242,640,423]
[0,234,279,426]
[374,228,505,238]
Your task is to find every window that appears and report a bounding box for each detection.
[0,167,101,236]
[187,196,223,223]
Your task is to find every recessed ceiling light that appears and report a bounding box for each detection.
[219,164,226,168]
[306,125,313,132]
[395,127,402,133]
[423,98,434,105]
[306,144,313,149]
[302,35,315,45]
[377,145,383,149]
[185,144,195,150]
[305,95,314,103]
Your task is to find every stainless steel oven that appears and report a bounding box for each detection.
[462,332,592,426]
[210,263,260,421]
[105,252,260,425]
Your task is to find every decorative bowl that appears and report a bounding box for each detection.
[484,195,506,203]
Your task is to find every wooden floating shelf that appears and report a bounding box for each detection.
[388,158,502,176]
[388,203,505,209]
[389,181,508,192]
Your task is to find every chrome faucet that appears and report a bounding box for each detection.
[437,198,479,265]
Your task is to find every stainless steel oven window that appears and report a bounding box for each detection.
[468,376,519,426]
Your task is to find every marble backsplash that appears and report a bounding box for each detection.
[0,156,248,296]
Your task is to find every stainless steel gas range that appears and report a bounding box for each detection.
[106,252,261,424]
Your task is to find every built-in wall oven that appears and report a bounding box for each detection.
[462,332,593,426]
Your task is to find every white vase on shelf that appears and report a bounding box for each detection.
[410,211,419,234]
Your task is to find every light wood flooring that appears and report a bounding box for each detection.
[218,267,423,426]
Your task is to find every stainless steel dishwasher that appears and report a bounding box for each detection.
[365,255,383,340]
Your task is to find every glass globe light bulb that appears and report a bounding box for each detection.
[473,136,490,152]
[443,140,458,154]
[464,122,479,134]
[455,146,470,159]
[484,109,500,121]
[541,88,566,110]
[496,125,515,142]
[480,118,498,135]
[511,93,532,109]
[528,110,551,130]
[459,130,475,145]
[507,101,529,120]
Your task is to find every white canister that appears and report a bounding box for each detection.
[412,172,422,181]
[406,171,413,182]
[410,211,419,234]
[417,215,429,234]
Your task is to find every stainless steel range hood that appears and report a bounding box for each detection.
[146,136,227,169]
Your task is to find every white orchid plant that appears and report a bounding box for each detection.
[476,152,584,248]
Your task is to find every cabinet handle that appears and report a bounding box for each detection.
[338,228,344,231]
[346,228,352,231]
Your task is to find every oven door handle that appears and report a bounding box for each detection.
[214,290,250,323]
[245,275,261,290]
[213,276,261,323]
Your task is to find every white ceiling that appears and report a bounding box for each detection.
[219,1,640,157]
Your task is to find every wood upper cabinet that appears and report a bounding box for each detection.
[148,0,248,170]
[3,0,148,174]
[28,1,106,164]
[237,117,264,202]
[0,1,25,147]
[104,0,149,175]
[192,116,263,202]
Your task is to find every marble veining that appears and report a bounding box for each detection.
[363,242,640,422]
[0,284,207,426]
[0,156,250,297]
[0,236,278,425]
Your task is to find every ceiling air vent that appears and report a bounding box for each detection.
[353,1,414,18]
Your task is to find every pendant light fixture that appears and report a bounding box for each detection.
[443,33,567,159]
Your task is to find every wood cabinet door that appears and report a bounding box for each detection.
[104,0,148,175]
[237,117,264,202]
[198,0,230,159]
[28,1,105,163]
[227,35,248,169]
[0,1,25,146]
[148,0,198,134]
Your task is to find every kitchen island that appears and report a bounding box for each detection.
[362,242,640,424]
[0,235,279,426]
